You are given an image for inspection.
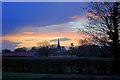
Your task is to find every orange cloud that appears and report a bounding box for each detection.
[70,15,85,20]
[2,30,90,48]
[86,12,99,18]
[22,32,36,35]
[70,12,100,20]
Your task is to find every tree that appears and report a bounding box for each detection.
[81,2,120,74]
[78,38,89,45]
[37,40,50,47]
[14,47,27,52]
[71,43,74,47]
[2,49,11,53]
[29,46,38,52]
[69,43,77,55]
[37,41,51,57]
[37,47,49,57]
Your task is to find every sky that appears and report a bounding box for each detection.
[2,2,91,50]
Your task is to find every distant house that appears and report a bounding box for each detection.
[2,52,36,57]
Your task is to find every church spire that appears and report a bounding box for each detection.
[58,39,60,47]
[57,39,61,52]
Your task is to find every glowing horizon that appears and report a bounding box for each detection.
[2,28,90,48]
[2,2,91,50]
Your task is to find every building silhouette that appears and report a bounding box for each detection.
[56,39,61,53]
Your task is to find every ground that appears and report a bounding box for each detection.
[2,72,120,80]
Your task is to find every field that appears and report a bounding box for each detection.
[2,57,120,79]
[2,72,120,80]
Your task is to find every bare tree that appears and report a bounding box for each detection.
[37,40,50,47]
[78,38,90,45]
[81,2,120,74]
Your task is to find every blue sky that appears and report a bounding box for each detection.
[2,2,90,50]
[2,2,88,35]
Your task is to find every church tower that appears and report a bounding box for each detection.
[57,39,61,53]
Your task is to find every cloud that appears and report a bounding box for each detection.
[16,17,88,35]
[2,17,90,48]
[22,32,36,35]
[50,37,71,42]
[70,13,99,20]
[2,40,21,50]
[2,30,90,47]
[25,39,39,41]
[2,26,90,47]
[70,15,83,20]
[86,12,99,18]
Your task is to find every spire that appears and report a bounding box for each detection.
[57,39,61,51]
[58,39,60,47]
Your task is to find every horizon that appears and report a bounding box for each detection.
[1,2,92,50]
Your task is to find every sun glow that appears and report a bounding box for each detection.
[2,30,90,48]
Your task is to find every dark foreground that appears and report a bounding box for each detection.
[2,57,120,80]
[2,72,120,80]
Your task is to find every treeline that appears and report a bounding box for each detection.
[2,44,111,58]
[68,44,111,57]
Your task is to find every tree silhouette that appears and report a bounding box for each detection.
[81,2,120,74]
[70,43,74,47]
[29,46,37,52]
[79,38,89,45]
[2,49,11,53]
[69,43,77,55]
[37,40,50,47]
[37,47,49,57]
[14,47,27,52]
[37,41,57,57]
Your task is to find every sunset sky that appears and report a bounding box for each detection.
[2,2,91,50]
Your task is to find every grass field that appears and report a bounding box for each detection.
[2,72,120,80]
